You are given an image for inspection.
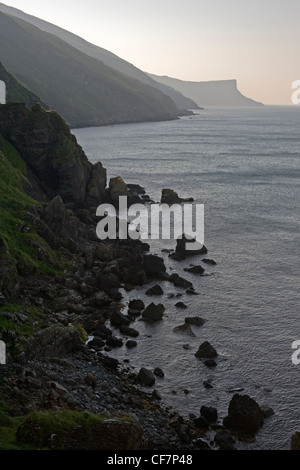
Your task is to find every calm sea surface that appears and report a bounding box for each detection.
[73,106,300,450]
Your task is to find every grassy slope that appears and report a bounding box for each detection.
[0,12,180,128]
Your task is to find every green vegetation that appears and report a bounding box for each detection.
[0,134,63,280]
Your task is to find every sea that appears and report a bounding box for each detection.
[73,106,300,450]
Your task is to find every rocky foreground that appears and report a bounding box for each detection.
[0,103,296,451]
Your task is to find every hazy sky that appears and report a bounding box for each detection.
[3,0,300,104]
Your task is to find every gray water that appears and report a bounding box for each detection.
[73,106,300,450]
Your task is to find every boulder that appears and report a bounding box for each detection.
[110,311,130,327]
[119,326,139,338]
[175,234,207,256]
[195,341,218,359]
[173,324,195,337]
[223,394,264,438]
[138,368,156,387]
[143,254,166,277]
[25,325,82,359]
[154,367,165,378]
[126,340,137,349]
[146,284,164,296]
[200,406,218,423]
[202,259,217,265]
[142,303,165,322]
[161,189,194,205]
[169,273,193,289]
[106,336,123,348]
[109,176,128,205]
[128,299,145,311]
[214,430,236,450]
[175,302,188,309]
[184,265,205,275]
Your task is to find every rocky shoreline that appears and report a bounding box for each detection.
[0,103,296,451]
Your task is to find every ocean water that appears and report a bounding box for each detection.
[73,106,300,450]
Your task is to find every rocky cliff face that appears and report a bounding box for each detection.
[0,103,107,209]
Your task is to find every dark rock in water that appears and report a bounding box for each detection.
[127,309,142,318]
[142,303,165,322]
[202,259,217,265]
[260,405,275,418]
[154,367,165,378]
[214,430,236,450]
[126,340,137,349]
[146,284,164,296]
[91,325,112,339]
[223,394,264,438]
[203,380,213,389]
[138,368,156,387]
[200,406,218,423]
[169,273,193,289]
[110,311,130,327]
[184,265,205,275]
[204,359,217,368]
[186,288,199,295]
[152,389,162,400]
[175,301,188,309]
[193,416,210,429]
[161,188,194,205]
[88,336,105,349]
[106,336,123,348]
[185,317,206,327]
[109,176,128,206]
[291,432,300,450]
[193,438,212,450]
[101,355,119,369]
[173,324,195,337]
[119,325,139,338]
[128,299,145,311]
[195,341,218,359]
[168,252,186,261]
[143,254,166,277]
[175,234,207,256]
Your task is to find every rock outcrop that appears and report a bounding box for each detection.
[0,103,107,209]
[223,394,264,438]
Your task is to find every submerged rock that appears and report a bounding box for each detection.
[173,324,195,337]
[185,317,206,326]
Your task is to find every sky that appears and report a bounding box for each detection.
[2,0,300,105]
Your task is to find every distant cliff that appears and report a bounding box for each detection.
[0,2,199,112]
[0,12,186,128]
[149,75,263,107]
[0,62,47,109]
